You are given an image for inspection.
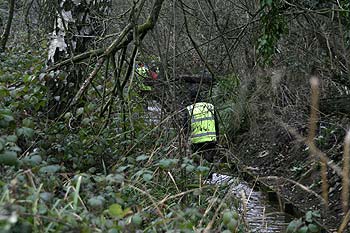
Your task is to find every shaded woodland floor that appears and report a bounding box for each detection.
[231,112,350,232]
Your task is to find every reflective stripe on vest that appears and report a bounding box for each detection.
[187,102,217,144]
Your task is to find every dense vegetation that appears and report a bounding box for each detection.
[1,0,350,232]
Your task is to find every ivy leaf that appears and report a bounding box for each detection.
[82,118,91,125]
[64,112,72,119]
[6,135,18,142]
[116,165,130,173]
[186,164,195,172]
[109,204,125,218]
[131,214,142,226]
[158,159,179,169]
[23,154,42,166]
[136,154,149,162]
[142,173,153,182]
[0,150,18,166]
[106,174,124,184]
[108,203,132,218]
[2,114,14,122]
[196,166,210,175]
[22,118,34,128]
[39,165,61,174]
[305,211,313,222]
[87,103,96,112]
[88,196,105,210]
[298,226,308,233]
[76,107,84,116]
[286,219,303,233]
[158,159,171,168]
[311,211,320,218]
[308,224,319,233]
[16,127,34,139]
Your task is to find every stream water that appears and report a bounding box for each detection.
[146,103,294,232]
[210,173,293,232]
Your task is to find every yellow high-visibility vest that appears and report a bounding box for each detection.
[136,66,152,91]
[187,102,217,144]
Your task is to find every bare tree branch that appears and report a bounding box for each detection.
[70,0,165,107]
[0,0,15,52]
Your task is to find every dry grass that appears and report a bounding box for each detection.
[284,76,350,232]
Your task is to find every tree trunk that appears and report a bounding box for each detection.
[46,0,110,118]
[0,0,15,52]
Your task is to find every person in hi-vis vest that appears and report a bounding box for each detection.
[135,62,153,92]
[184,90,219,163]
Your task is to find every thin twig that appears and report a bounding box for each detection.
[337,209,350,233]
[342,131,350,212]
[129,184,164,218]
[204,186,233,232]
[167,171,180,193]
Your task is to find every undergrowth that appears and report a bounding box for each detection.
[0,44,247,232]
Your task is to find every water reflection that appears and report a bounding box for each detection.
[209,173,293,232]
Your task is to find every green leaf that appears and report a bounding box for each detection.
[40,192,53,202]
[10,146,22,152]
[308,223,319,233]
[76,107,84,116]
[232,210,239,219]
[131,214,142,226]
[2,114,14,122]
[116,165,130,172]
[82,118,91,125]
[88,196,105,210]
[0,86,9,97]
[16,127,34,139]
[297,226,308,233]
[287,219,303,233]
[23,74,34,83]
[108,203,132,218]
[142,173,153,182]
[0,150,18,166]
[185,164,195,172]
[108,204,123,218]
[227,219,238,231]
[223,211,233,225]
[311,211,320,218]
[158,159,179,169]
[22,118,34,128]
[136,154,149,161]
[87,103,96,112]
[64,112,72,119]
[39,165,61,174]
[106,174,124,184]
[158,159,171,168]
[266,0,272,6]
[305,211,313,222]
[23,154,42,166]
[6,135,18,142]
[196,166,210,174]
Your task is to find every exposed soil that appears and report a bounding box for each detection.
[232,111,350,232]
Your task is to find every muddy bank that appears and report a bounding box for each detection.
[231,115,350,232]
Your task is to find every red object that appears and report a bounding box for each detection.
[149,70,158,80]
